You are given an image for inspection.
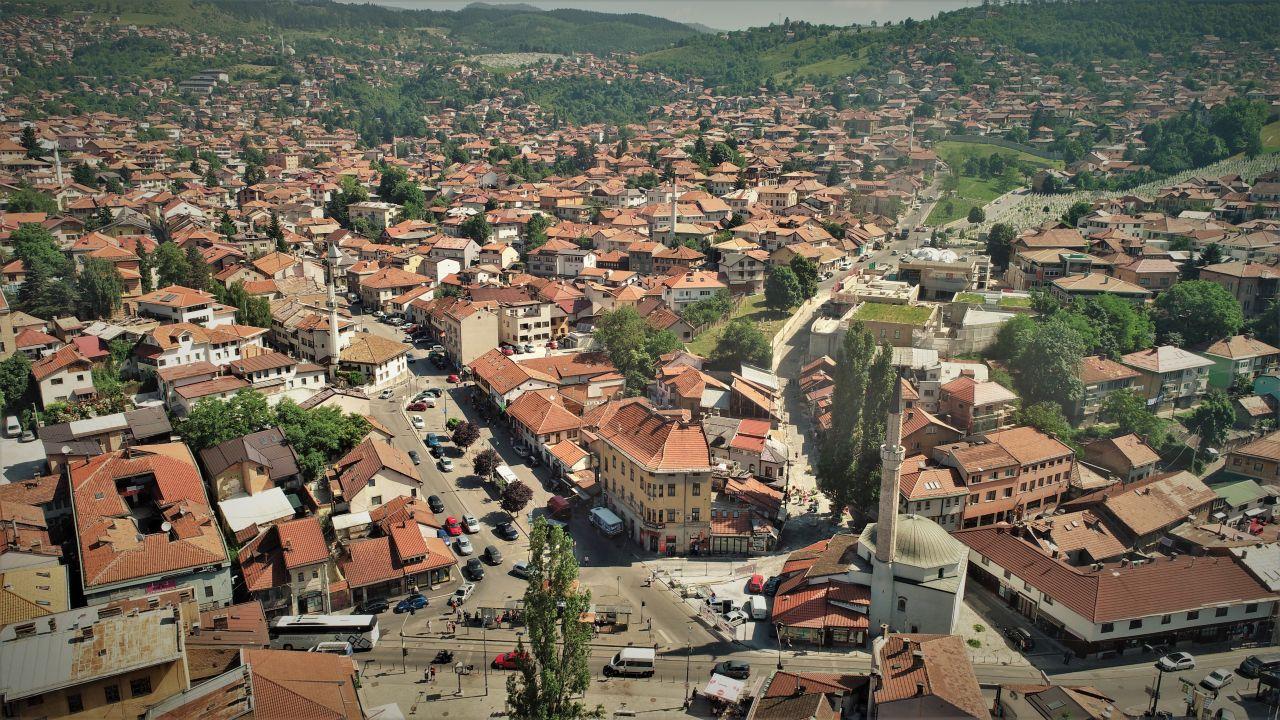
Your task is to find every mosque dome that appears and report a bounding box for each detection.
[861,514,965,569]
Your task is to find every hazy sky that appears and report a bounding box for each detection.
[341,0,985,31]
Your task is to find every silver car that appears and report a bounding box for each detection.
[454,536,473,555]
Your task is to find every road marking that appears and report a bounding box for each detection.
[656,629,671,645]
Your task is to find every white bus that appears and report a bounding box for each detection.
[269,615,380,652]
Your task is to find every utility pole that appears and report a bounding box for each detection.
[483,622,489,695]
[776,623,784,670]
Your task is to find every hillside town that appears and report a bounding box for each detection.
[2,2,1280,719]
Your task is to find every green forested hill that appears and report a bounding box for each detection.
[7,0,697,55]
[639,0,1280,91]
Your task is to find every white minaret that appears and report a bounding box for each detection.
[325,242,342,380]
[869,376,907,635]
[668,175,678,246]
[53,147,64,187]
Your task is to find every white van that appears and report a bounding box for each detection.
[4,416,19,438]
[744,597,769,621]
[604,647,655,678]
[588,507,623,537]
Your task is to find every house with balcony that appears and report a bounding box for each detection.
[1195,334,1280,390]
[1007,249,1114,292]
[237,517,334,617]
[497,298,554,348]
[933,426,1075,529]
[658,270,729,312]
[1073,355,1141,425]
[718,248,770,294]
[937,373,1018,435]
[135,285,236,328]
[1119,345,1214,410]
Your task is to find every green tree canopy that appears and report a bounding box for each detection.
[789,256,819,300]
[1012,316,1086,412]
[710,318,772,369]
[1099,388,1169,449]
[506,517,599,720]
[76,257,123,320]
[1187,390,1234,451]
[986,223,1015,269]
[1152,280,1243,345]
[764,266,803,311]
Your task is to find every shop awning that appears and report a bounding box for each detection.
[702,674,745,703]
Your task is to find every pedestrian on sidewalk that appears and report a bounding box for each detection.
[429,666,436,683]
[426,619,432,633]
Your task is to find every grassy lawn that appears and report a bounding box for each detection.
[998,296,1033,308]
[851,302,935,325]
[927,175,1006,225]
[954,292,986,304]
[1263,120,1280,154]
[686,294,789,357]
[935,140,1064,171]
[928,140,1065,225]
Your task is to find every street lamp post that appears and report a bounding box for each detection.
[1149,665,1166,717]
[775,623,784,671]
[683,623,692,707]
[483,621,489,695]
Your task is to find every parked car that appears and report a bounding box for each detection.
[447,374,461,383]
[444,517,463,536]
[430,345,444,353]
[1200,669,1234,692]
[427,495,445,513]
[761,576,781,596]
[438,457,454,472]
[408,450,421,465]
[393,593,427,614]
[495,522,519,541]
[500,346,515,356]
[461,514,480,533]
[746,574,765,594]
[18,430,35,442]
[379,389,394,399]
[407,402,428,411]
[423,388,443,398]
[711,661,750,680]
[1005,626,1035,651]
[513,445,530,459]
[492,651,530,670]
[353,598,389,615]
[448,583,476,607]
[425,433,443,448]
[464,557,485,580]
[1158,652,1197,673]
[411,415,425,429]
[454,536,473,555]
[511,561,530,578]
[723,609,749,627]
[1239,654,1280,679]
[483,545,503,564]
[521,343,534,353]
[429,445,443,458]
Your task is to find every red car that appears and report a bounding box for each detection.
[406,402,428,411]
[444,517,463,536]
[746,573,765,594]
[500,346,515,356]
[447,374,461,383]
[492,651,530,670]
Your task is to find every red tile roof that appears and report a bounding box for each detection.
[954,525,1274,622]
[594,401,710,471]
[874,634,986,719]
[72,444,226,590]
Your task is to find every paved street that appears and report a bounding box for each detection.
[350,266,1273,720]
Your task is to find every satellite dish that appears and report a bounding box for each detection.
[161,522,173,533]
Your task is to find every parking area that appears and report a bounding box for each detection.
[1,432,46,483]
